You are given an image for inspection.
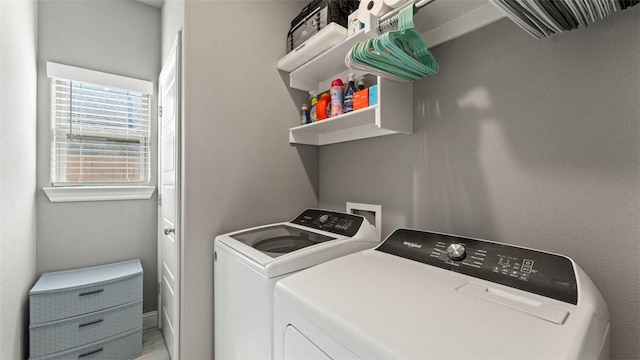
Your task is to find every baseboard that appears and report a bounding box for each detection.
[143,311,158,330]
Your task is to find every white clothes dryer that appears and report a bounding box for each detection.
[214,209,379,360]
[274,228,610,359]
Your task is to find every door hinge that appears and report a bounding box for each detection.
[158,194,162,206]
[159,106,163,117]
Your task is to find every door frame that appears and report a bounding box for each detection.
[158,31,182,359]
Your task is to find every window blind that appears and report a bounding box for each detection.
[49,65,151,186]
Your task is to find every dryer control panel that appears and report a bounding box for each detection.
[292,209,364,237]
[376,229,578,304]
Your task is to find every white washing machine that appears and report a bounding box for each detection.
[214,209,379,360]
[274,228,610,359]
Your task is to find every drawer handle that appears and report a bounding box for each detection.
[78,348,103,358]
[79,289,104,297]
[78,319,104,328]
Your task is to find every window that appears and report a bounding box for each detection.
[44,62,155,202]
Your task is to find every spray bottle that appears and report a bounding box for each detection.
[343,73,357,113]
[309,90,319,122]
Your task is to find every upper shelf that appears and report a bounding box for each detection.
[285,31,368,92]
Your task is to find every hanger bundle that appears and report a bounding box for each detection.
[346,2,439,82]
[376,0,436,34]
[489,0,639,38]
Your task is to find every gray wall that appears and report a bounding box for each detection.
[36,0,161,313]
[319,8,639,359]
[180,1,318,357]
[161,0,184,63]
[0,0,38,358]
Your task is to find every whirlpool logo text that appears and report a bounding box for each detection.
[403,241,422,249]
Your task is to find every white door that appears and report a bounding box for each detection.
[158,33,181,359]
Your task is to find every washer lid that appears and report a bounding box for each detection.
[214,209,380,278]
[230,224,336,258]
[274,230,608,359]
[275,250,592,359]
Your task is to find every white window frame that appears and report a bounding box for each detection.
[43,62,155,203]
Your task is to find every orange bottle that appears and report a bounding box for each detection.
[316,93,331,121]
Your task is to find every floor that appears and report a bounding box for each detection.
[136,328,170,360]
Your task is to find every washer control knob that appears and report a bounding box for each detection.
[447,244,466,261]
[319,214,329,224]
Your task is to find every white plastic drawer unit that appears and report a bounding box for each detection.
[29,259,143,360]
[34,328,142,360]
[29,301,142,358]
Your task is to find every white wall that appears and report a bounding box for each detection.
[36,0,161,313]
[319,8,640,359]
[179,1,318,357]
[0,0,38,357]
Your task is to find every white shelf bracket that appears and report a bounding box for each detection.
[362,11,379,38]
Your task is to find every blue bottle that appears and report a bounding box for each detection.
[343,73,357,113]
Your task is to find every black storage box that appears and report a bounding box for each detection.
[287,0,360,53]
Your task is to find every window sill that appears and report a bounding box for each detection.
[43,186,156,203]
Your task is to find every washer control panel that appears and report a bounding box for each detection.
[376,229,578,304]
[291,209,364,237]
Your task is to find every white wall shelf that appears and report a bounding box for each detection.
[284,31,368,92]
[289,77,413,146]
[282,30,413,146]
[281,0,505,146]
[290,106,379,146]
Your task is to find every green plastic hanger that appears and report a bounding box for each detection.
[347,5,439,82]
